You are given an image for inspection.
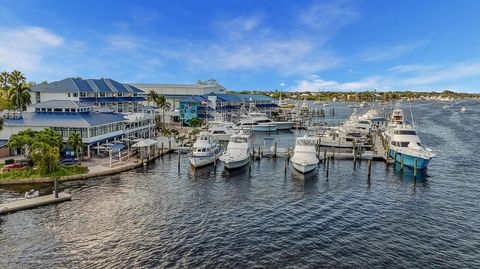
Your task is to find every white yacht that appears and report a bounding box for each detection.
[384,104,435,169]
[189,132,224,168]
[387,125,435,169]
[249,112,294,130]
[219,133,251,169]
[290,135,319,173]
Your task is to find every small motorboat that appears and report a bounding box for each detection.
[24,189,39,199]
[290,135,319,174]
[219,133,251,169]
[460,106,467,112]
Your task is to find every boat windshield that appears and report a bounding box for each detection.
[231,137,248,143]
[392,141,420,147]
[394,130,416,135]
[194,147,209,152]
[256,119,272,123]
[296,138,315,146]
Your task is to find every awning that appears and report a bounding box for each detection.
[132,139,158,148]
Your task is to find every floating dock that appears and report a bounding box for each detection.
[0,192,72,215]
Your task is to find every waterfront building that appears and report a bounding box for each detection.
[179,93,277,123]
[0,100,155,157]
[30,78,145,113]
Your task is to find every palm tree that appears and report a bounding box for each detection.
[155,96,171,126]
[8,70,26,86]
[8,84,31,110]
[146,90,158,106]
[0,71,10,96]
[68,132,83,158]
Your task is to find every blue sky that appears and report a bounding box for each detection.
[0,0,479,92]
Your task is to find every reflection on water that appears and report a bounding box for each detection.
[1,101,479,268]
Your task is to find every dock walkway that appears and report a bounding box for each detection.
[0,192,71,215]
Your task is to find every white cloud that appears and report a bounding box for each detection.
[360,41,426,62]
[293,75,384,91]
[402,61,480,85]
[389,64,439,73]
[107,35,139,50]
[0,27,64,72]
[299,0,358,32]
[280,82,286,86]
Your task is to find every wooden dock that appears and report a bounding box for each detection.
[0,192,72,215]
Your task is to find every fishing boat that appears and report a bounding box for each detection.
[385,103,435,169]
[249,112,294,130]
[189,132,224,168]
[219,133,251,169]
[290,135,319,173]
[387,125,435,169]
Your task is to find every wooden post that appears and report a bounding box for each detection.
[400,155,404,173]
[284,153,288,174]
[368,160,372,179]
[53,178,59,198]
[413,158,417,178]
[274,142,277,158]
[249,155,252,176]
[161,142,164,158]
[177,150,181,171]
[394,151,397,166]
[323,149,327,167]
[326,157,330,178]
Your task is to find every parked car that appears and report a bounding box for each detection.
[1,159,33,172]
[2,163,23,172]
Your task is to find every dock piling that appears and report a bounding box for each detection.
[414,158,417,178]
[177,150,181,171]
[400,155,404,173]
[368,160,372,179]
[326,157,330,178]
[274,142,277,158]
[53,178,59,198]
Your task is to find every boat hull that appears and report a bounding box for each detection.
[221,156,250,169]
[389,149,431,169]
[274,122,294,130]
[189,149,223,168]
[252,125,278,132]
[291,161,317,173]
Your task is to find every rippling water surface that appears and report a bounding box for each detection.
[1,101,479,268]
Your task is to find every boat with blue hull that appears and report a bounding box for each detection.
[389,149,431,169]
[384,103,435,169]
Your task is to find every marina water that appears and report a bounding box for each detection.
[1,101,479,268]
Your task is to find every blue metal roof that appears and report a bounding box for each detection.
[31,78,144,94]
[4,112,126,128]
[33,100,91,109]
[0,140,8,148]
[80,97,145,103]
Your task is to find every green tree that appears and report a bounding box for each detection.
[8,70,26,86]
[67,132,83,157]
[155,95,171,126]
[146,90,157,106]
[8,129,37,158]
[8,84,31,110]
[0,71,10,96]
[188,117,203,127]
[30,142,60,174]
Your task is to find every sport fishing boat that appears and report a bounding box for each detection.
[387,125,435,169]
[249,112,294,130]
[385,103,435,169]
[219,133,251,169]
[189,132,224,168]
[290,135,319,173]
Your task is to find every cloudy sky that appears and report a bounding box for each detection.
[0,0,479,92]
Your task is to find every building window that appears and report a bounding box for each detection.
[73,92,78,97]
[35,92,41,103]
[68,93,71,97]
[47,108,52,112]
[54,108,62,112]
[100,93,106,97]
[80,92,86,97]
